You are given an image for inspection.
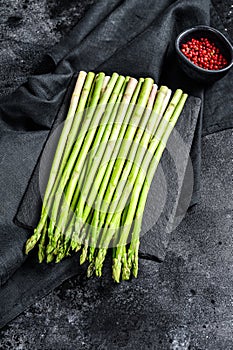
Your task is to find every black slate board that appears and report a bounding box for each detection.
[15,75,201,261]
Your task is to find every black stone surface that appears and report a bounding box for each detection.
[0,1,233,349]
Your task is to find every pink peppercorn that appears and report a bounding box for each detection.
[181,37,228,70]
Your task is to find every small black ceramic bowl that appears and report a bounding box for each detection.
[175,25,233,83]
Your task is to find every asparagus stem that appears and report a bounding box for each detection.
[85,75,111,172]
[49,73,121,254]
[151,87,172,136]
[55,161,88,262]
[96,89,184,277]
[46,71,88,202]
[80,78,142,261]
[111,88,167,282]
[80,77,141,227]
[74,75,126,228]
[127,93,188,277]
[27,72,94,257]
[46,72,109,255]
[115,92,187,280]
[89,79,154,273]
[128,94,188,277]
[46,72,96,251]
[111,87,170,208]
[97,78,155,224]
[94,85,169,272]
[75,78,141,254]
[113,88,183,228]
[98,84,165,234]
[25,71,88,254]
[74,77,130,254]
[100,86,171,234]
[88,76,130,168]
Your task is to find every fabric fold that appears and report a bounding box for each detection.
[47,0,125,66]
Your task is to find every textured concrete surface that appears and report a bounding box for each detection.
[0,1,233,349]
[0,0,94,97]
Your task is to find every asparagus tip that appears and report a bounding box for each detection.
[112,258,122,283]
[46,253,54,263]
[87,262,95,278]
[80,243,88,265]
[25,235,38,255]
[38,251,45,263]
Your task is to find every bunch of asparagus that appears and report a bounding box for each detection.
[25,71,187,282]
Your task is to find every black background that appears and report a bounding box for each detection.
[0,1,232,349]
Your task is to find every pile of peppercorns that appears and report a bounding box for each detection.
[181,37,228,70]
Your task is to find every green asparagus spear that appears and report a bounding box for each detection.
[93,78,155,274]
[25,71,88,254]
[47,73,120,255]
[73,77,141,249]
[77,78,142,259]
[74,75,127,223]
[100,87,171,228]
[97,79,156,223]
[95,89,184,278]
[45,72,106,256]
[127,93,188,278]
